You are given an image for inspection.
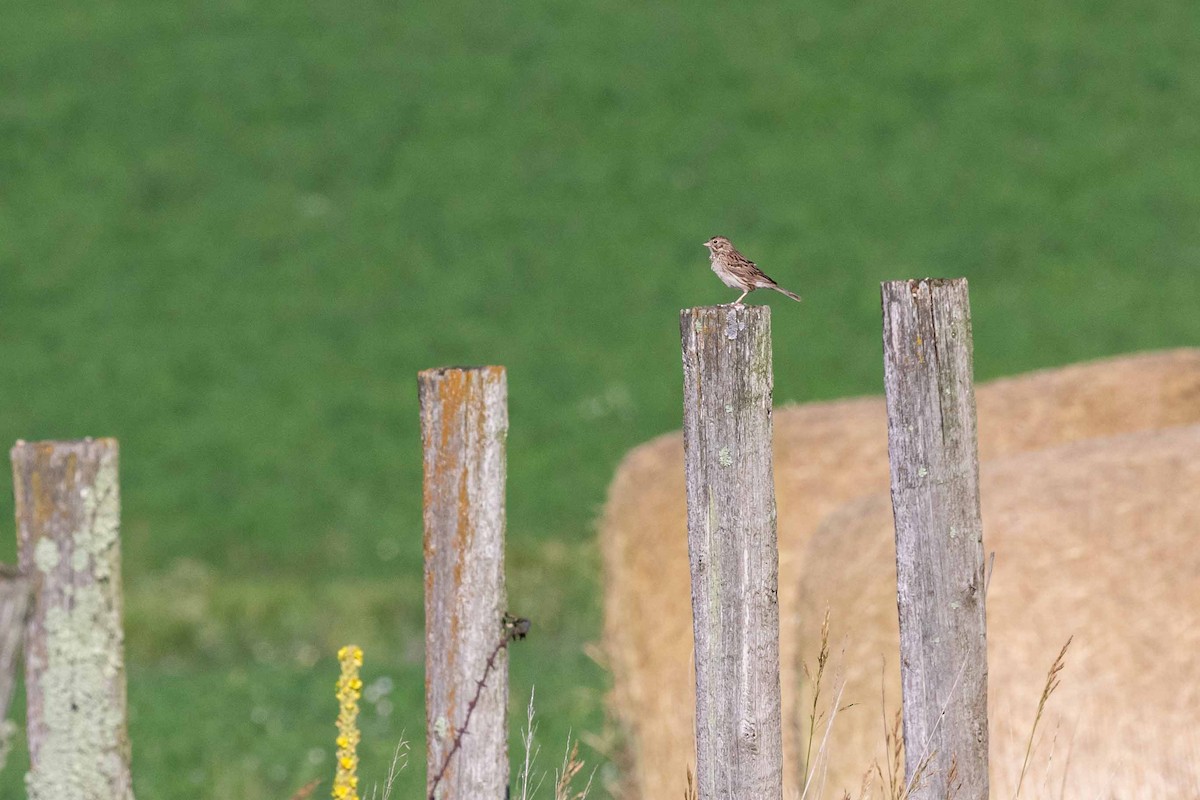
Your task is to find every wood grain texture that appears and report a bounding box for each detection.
[0,564,30,771]
[11,438,135,800]
[881,279,988,800]
[680,305,781,800]
[0,566,29,721]
[418,367,508,799]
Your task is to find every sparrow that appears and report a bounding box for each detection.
[703,236,802,305]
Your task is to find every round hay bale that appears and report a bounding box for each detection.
[796,424,1200,798]
[599,349,1200,798]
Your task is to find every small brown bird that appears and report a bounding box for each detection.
[703,235,802,305]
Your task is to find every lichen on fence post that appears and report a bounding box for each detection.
[679,305,782,800]
[418,366,508,799]
[881,278,989,800]
[11,437,135,800]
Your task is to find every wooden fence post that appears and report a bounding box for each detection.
[11,438,135,800]
[881,279,989,800]
[680,305,782,800]
[419,366,509,799]
[0,565,30,769]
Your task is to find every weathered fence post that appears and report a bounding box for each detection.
[680,305,782,800]
[0,565,30,769]
[419,366,509,799]
[11,438,135,800]
[881,279,989,800]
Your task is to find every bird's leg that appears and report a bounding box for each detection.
[732,289,749,305]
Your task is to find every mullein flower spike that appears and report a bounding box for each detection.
[333,645,364,800]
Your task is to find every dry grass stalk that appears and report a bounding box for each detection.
[367,735,411,800]
[801,611,833,780]
[874,710,904,800]
[884,712,900,800]
[898,655,970,800]
[800,678,848,800]
[515,688,594,800]
[554,735,595,800]
[517,689,545,800]
[837,768,874,800]
[1014,637,1072,799]
[799,611,856,800]
[944,756,959,800]
[856,768,875,800]
[874,679,935,800]
[682,767,697,800]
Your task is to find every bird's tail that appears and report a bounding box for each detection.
[772,285,802,302]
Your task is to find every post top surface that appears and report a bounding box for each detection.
[880,277,968,290]
[417,366,508,394]
[10,437,119,458]
[418,365,506,379]
[680,304,772,315]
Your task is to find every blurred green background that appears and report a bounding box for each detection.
[1,0,1197,796]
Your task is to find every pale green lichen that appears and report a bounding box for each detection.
[27,584,132,800]
[26,449,133,800]
[73,454,120,582]
[718,447,733,468]
[433,715,450,740]
[33,539,60,574]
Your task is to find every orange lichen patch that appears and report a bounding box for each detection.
[451,492,472,561]
[436,371,464,454]
[417,365,508,784]
[423,365,504,453]
[34,456,64,533]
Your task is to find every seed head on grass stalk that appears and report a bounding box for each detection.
[333,645,364,800]
[1015,636,1073,799]
[800,610,854,800]
[554,734,596,800]
[682,766,697,800]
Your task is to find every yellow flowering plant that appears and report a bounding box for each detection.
[333,645,364,800]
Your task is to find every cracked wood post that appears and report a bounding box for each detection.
[680,305,782,800]
[419,366,508,799]
[11,438,135,800]
[881,279,989,800]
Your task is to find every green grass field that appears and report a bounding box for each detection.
[1,0,1198,796]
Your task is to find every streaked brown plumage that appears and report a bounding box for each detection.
[703,235,802,305]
